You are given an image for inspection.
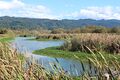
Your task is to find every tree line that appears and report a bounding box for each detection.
[51,26,120,34]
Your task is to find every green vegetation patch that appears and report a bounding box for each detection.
[28,38,62,41]
[33,47,120,61]
[0,37,14,42]
[33,47,88,60]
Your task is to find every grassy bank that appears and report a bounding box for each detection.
[32,33,120,54]
[29,38,61,41]
[0,37,14,42]
[33,47,89,60]
[33,47,120,61]
[35,34,73,40]
[0,29,15,42]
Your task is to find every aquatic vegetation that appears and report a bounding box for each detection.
[33,46,120,62]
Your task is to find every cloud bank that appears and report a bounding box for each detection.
[69,6,120,20]
[0,0,58,19]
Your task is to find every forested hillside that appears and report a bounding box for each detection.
[0,16,120,29]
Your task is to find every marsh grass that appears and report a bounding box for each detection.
[35,34,73,40]
[61,33,120,54]
[0,29,15,42]
[87,50,120,80]
[0,43,73,80]
[1,33,120,79]
[33,46,120,63]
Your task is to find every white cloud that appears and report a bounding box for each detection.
[69,6,120,20]
[17,5,60,19]
[0,0,59,19]
[0,0,24,9]
[1,1,120,20]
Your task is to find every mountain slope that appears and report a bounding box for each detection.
[0,16,120,29]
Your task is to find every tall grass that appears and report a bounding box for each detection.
[61,33,120,54]
[1,42,120,79]
[87,50,120,80]
[0,43,72,80]
[0,29,15,42]
[36,34,74,40]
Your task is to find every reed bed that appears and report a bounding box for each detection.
[1,42,120,79]
[85,51,120,80]
[36,33,75,40]
[35,33,91,40]
[0,43,72,80]
[61,33,120,54]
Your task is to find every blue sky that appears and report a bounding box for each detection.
[0,0,120,19]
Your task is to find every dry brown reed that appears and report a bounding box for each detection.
[61,33,120,54]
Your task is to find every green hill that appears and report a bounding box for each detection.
[0,16,120,29]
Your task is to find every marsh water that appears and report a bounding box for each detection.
[12,37,95,76]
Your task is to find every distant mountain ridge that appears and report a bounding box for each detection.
[0,16,120,29]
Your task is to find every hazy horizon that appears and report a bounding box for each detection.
[1,16,120,21]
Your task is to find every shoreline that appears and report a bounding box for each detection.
[33,47,120,62]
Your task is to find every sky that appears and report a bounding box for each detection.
[0,0,120,20]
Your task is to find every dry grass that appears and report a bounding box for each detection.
[1,33,120,80]
[0,43,72,80]
[36,34,73,40]
[61,33,120,54]
[0,42,120,79]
